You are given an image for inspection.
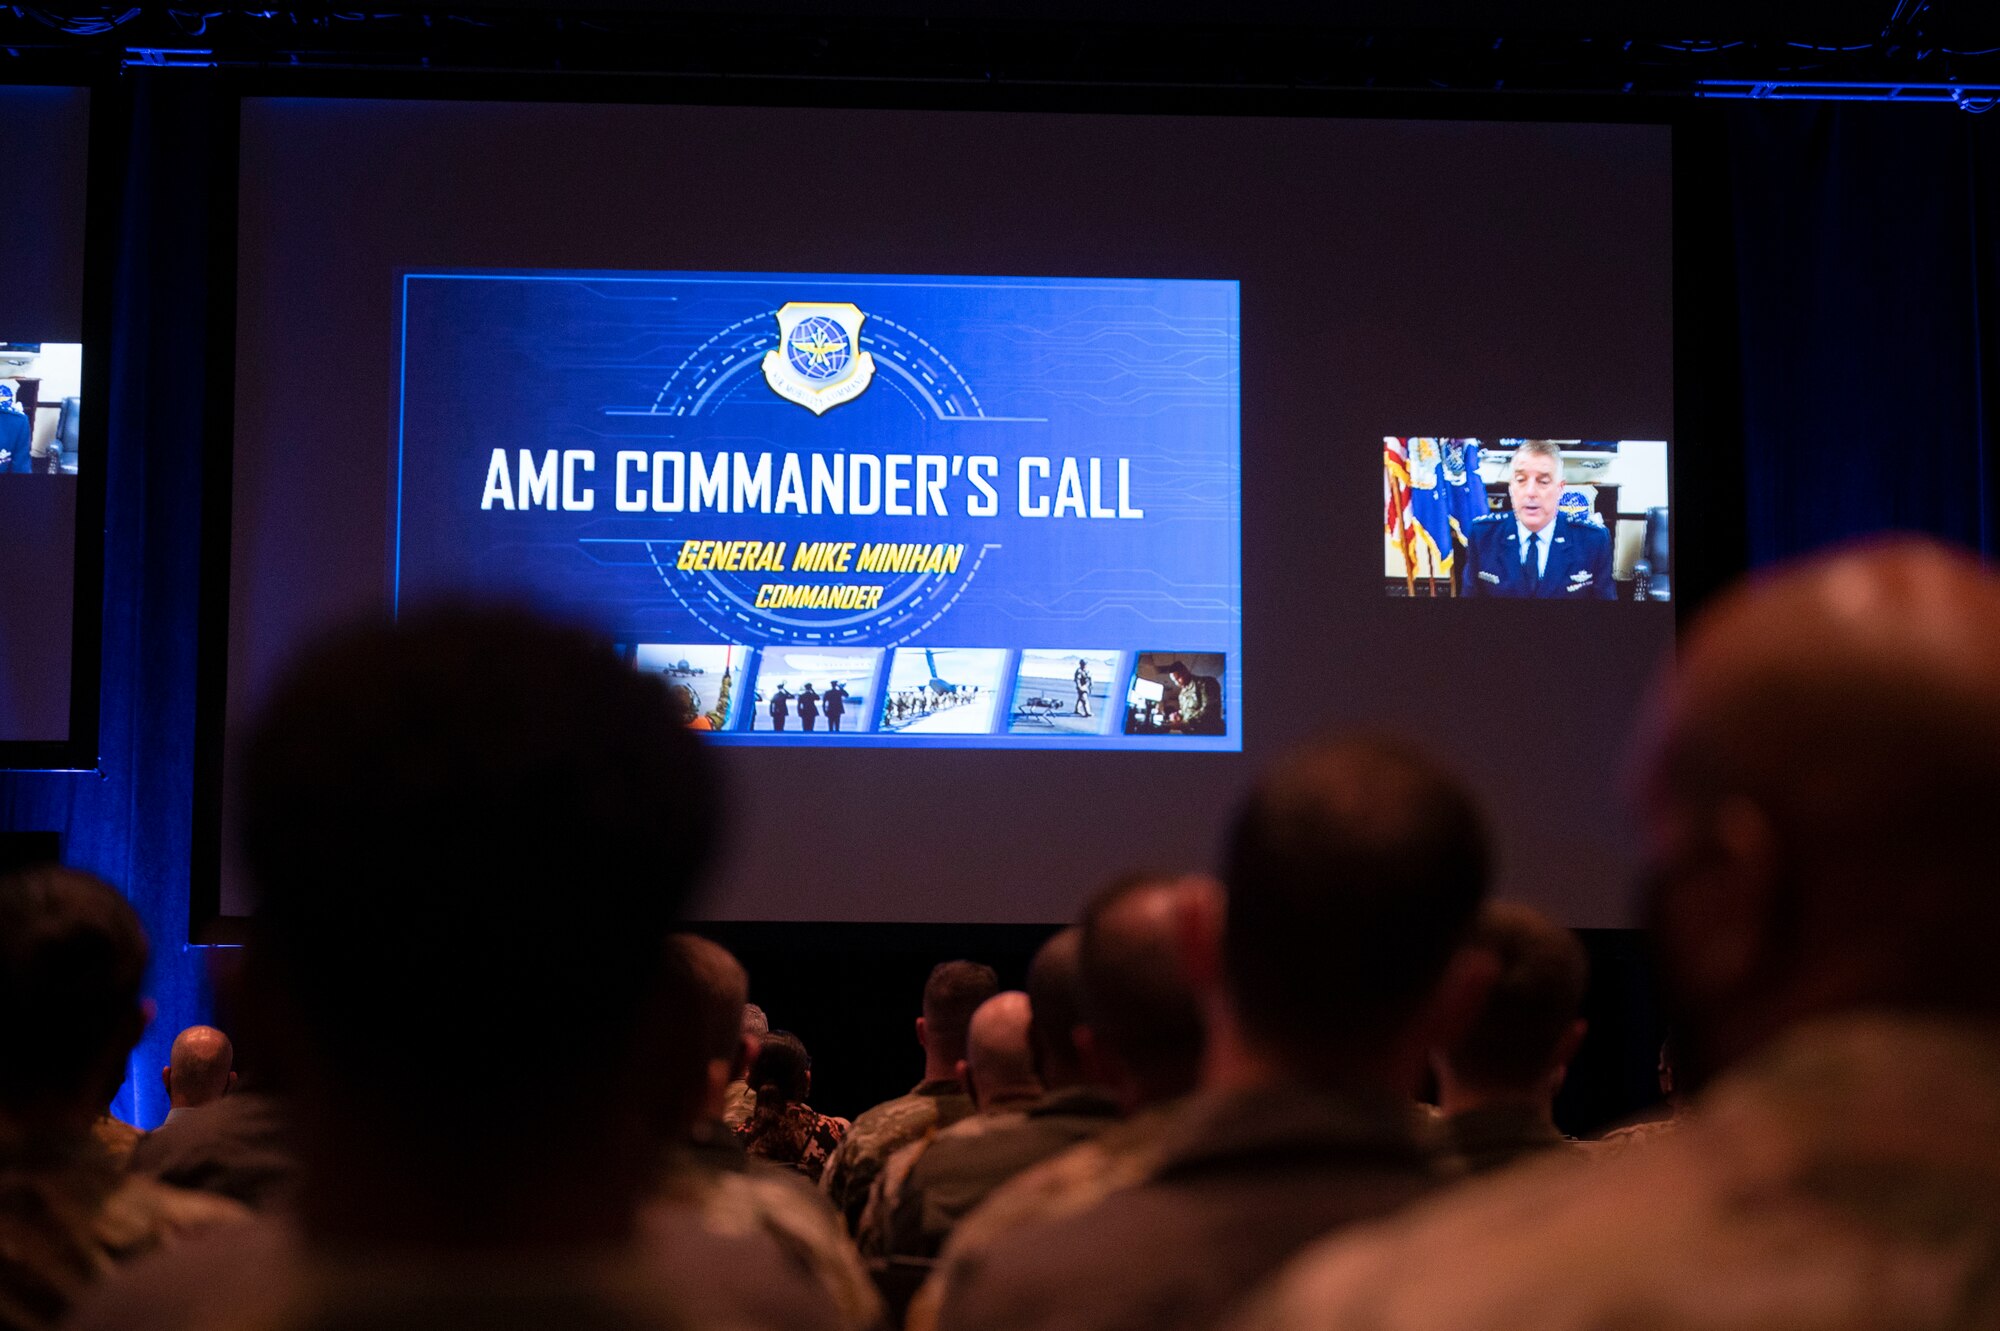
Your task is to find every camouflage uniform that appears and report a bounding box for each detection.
[69,1145,880,1331]
[721,1080,758,1131]
[735,1102,848,1185]
[648,1149,886,1331]
[859,1088,1121,1262]
[855,1108,1025,1260]
[935,1083,1440,1331]
[1230,1014,2000,1331]
[906,1100,1185,1331]
[69,1212,780,1331]
[1175,675,1223,733]
[89,1117,143,1173]
[0,1130,247,1331]
[822,1079,973,1232]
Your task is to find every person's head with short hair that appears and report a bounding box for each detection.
[658,934,750,1131]
[1165,662,1193,686]
[1214,736,1493,1094]
[747,1031,812,1112]
[1025,927,1088,1093]
[1076,872,1212,1112]
[961,991,1041,1111]
[1636,538,2000,1090]
[239,602,720,1249]
[1435,904,1588,1111]
[919,959,1001,1081]
[1507,440,1565,533]
[163,1025,236,1110]
[0,866,149,1138]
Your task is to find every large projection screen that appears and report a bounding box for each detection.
[0,84,93,764]
[226,97,1672,926]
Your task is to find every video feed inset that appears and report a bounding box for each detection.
[749,648,882,735]
[879,648,1009,736]
[0,343,82,476]
[1124,653,1228,737]
[1384,438,1670,601]
[1008,649,1122,737]
[631,644,750,733]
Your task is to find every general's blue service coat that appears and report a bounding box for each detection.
[1459,512,1616,599]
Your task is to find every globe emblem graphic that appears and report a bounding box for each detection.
[786,315,852,382]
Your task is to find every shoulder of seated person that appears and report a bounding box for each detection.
[1223,1132,1698,1331]
[69,1214,293,1331]
[96,1175,254,1258]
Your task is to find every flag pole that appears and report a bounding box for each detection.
[1401,487,1416,598]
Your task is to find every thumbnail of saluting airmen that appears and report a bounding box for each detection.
[1460,440,1615,599]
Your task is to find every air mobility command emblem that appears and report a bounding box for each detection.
[763,302,877,415]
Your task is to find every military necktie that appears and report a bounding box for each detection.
[1524,531,1541,594]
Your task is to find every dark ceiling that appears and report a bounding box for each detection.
[1,0,1993,95]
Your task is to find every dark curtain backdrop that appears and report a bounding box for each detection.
[1727,101,2000,563]
[3,85,1998,1128]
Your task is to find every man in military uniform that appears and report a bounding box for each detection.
[79,926,881,1331]
[0,867,246,1331]
[858,991,1045,1256]
[1432,903,1587,1175]
[903,873,1215,1331]
[823,681,848,733]
[1163,662,1224,735]
[822,960,999,1232]
[798,683,821,733]
[1229,540,2000,1331]
[1459,440,1615,598]
[72,607,726,1331]
[645,935,884,1331]
[938,739,1492,1331]
[866,932,1122,1266]
[770,682,794,731]
[127,1026,299,1212]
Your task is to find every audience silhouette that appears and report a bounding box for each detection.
[19,540,2000,1331]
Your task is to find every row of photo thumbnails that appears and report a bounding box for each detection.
[616,644,1229,739]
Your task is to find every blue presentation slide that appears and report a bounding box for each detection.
[394,269,1241,749]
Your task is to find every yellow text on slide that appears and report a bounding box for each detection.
[677,540,789,572]
[754,584,886,611]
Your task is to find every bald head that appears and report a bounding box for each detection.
[1639,538,2000,1081]
[166,1025,235,1109]
[964,991,1041,1111]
